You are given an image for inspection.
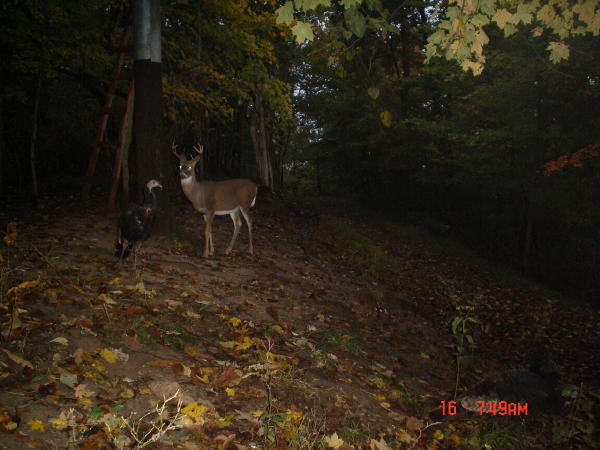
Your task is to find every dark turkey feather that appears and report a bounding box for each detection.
[429,356,560,421]
[115,179,162,268]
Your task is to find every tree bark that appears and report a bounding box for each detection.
[0,89,5,195]
[29,72,42,205]
[248,92,274,191]
[133,59,173,232]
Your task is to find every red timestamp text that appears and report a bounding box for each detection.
[438,400,529,416]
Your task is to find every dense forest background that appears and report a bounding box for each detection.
[0,0,598,302]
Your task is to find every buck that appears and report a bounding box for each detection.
[172,143,258,258]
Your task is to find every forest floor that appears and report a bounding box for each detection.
[0,193,599,449]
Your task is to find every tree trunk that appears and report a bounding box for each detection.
[29,72,42,205]
[0,89,5,195]
[133,59,172,231]
[133,0,173,232]
[248,92,274,190]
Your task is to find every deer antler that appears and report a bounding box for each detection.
[171,140,182,158]
[193,144,204,155]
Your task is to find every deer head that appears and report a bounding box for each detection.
[171,142,203,180]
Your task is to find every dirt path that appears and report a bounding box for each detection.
[0,196,598,449]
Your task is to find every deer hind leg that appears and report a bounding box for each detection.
[240,206,253,255]
[203,212,215,257]
[225,210,242,255]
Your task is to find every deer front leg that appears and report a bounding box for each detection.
[225,210,242,255]
[203,212,215,257]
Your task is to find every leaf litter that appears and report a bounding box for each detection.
[0,197,598,448]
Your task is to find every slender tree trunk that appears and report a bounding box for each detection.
[248,92,274,190]
[29,72,42,205]
[0,91,5,195]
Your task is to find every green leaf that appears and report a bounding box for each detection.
[537,4,556,25]
[367,87,380,99]
[492,9,514,29]
[478,0,496,17]
[89,407,104,420]
[341,0,363,8]
[503,23,518,37]
[275,2,295,25]
[470,14,490,28]
[514,2,536,25]
[451,317,462,335]
[547,41,569,63]
[348,13,367,38]
[291,21,314,43]
[296,0,330,11]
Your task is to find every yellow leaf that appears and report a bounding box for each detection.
[380,402,391,409]
[379,111,392,127]
[100,348,118,364]
[324,432,344,449]
[271,324,285,335]
[395,428,414,443]
[4,421,17,431]
[290,410,303,421]
[225,388,235,397]
[3,222,17,245]
[78,398,93,406]
[49,418,68,430]
[251,410,263,418]
[108,277,121,285]
[17,280,40,290]
[184,346,197,356]
[28,420,45,432]
[197,374,210,383]
[235,336,255,350]
[181,402,210,423]
[229,317,241,327]
[316,313,325,322]
[420,352,430,359]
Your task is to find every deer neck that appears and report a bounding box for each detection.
[180,174,210,212]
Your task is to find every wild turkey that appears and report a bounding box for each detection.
[429,355,561,421]
[115,179,162,268]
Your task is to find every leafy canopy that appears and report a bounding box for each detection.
[276,0,600,74]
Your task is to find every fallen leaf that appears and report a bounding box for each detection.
[3,349,33,368]
[369,437,392,450]
[146,359,177,367]
[324,432,344,449]
[181,402,210,423]
[49,337,69,346]
[60,372,78,388]
[100,348,118,364]
[74,384,95,398]
[28,420,45,432]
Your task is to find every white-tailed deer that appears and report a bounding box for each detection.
[172,143,258,257]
